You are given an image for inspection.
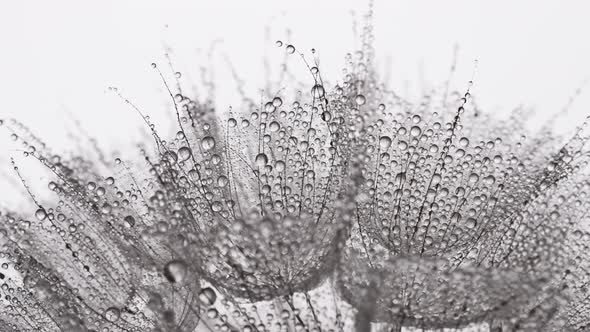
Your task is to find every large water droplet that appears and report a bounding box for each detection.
[178,147,192,161]
[355,94,366,105]
[35,208,47,221]
[123,216,135,228]
[255,153,268,167]
[163,260,187,284]
[201,136,216,151]
[198,287,217,306]
[379,136,392,149]
[269,121,280,132]
[311,84,325,98]
[105,307,121,322]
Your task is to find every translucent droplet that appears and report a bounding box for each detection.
[123,216,135,228]
[255,153,268,167]
[355,94,366,105]
[217,175,229,187]
[35,208,47,221]
[201,136,216,151]
[163,260,187,284]
[379,136,392,149]
[272,97,283,107]
[483,175,496,185]
[105,307,121,322]
[465,218,477,229]
[207,308,219,319]
[459,137,470,147]
[269,121,280,132]
[410,126,422,137]
[199,287,217,305]
[286,45,296,54]
[275,160,286,172]
[311,84,325,98]
[178,147,192,161]
[164,151,178,164]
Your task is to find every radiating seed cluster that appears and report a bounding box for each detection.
[1,13,590,332]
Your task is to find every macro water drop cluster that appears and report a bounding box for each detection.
[1,14,590,332]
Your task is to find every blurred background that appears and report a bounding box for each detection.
[1,0,590,204]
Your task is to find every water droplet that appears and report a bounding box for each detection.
[379,136,392,149]
[255,153,268,167]
[311,84,325,98]
[272,97,283,107]
[355,94,366,105]
[269,121,280,132]
[207,308,219,318]
[459,137,470,147]
[178,147,192,161]
[286,45,296,54]
[217,175,229,187]
[163,260,187,284]
[275,160,286,172]
[410,126,422,137]
[164,151,178,164]
[466,218,477,229]
[105,307,121,322]
[201,136,216,151]
[123,216,135,228]
[35,208,47,221]
[198,287,217,305]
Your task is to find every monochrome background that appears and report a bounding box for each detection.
[1,0,589,206]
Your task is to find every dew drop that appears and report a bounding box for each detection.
[269,121,280,132]
[164,151,178,164]
[379,136,392,149]
[201,136,216,151]
[123,216,135,228]
[198,287,217,306]
[178,146,192,161]
[466,218,477,229]
[286,45,296,54]
[355,94,366,105]
[35,208,47,221]
[275,160,286,172]
[105,307,121,322]
[272,97,283,107]
[459,137,470,147]
[163,260,187,284]
[311,84,325,98]
[255,153,268,167]
[217,175,229,187]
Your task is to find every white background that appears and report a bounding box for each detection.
[1,0,590,203]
